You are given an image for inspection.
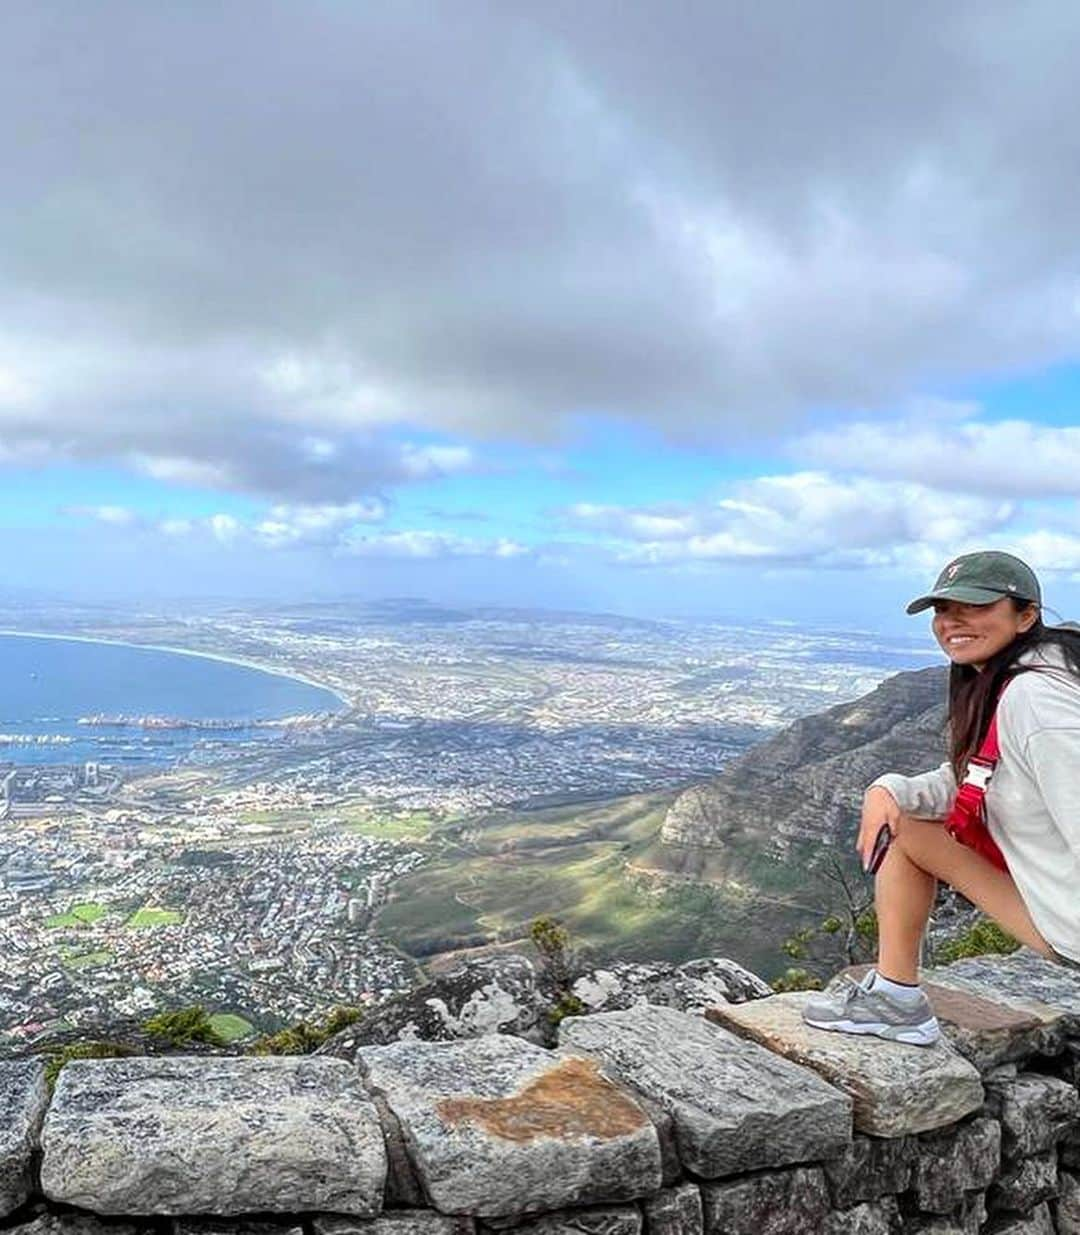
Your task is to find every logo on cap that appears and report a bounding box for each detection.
[946,562,960,579]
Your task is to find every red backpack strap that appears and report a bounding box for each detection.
[945,683,1010,872]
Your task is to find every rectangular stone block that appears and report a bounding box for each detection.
[820,1197,900,1235]
[174,1223,304,1235]
[498,1208,642,1235]
[708,993,983,1137]
[560,1005,851,1179]
[911,1117,1000,1213]
[823,1133,915,1208]
[988,1148,1058,1212]
[1,1060,50,1218]
[700,1166,829,1235]
[1057,1170,1080,1235]
[984,1072,1080,1158]
[359,1035,661,1218]
[924,952,1080,1042]
[642,1183,702,1235]
[9,1216,151,1235]
[40,1056,386,1216]
[315,1214,474,1235]
[984,1200,1054,1233]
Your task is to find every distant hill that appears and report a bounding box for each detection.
[659,666,948,861]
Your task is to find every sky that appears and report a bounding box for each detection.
[4,2,1080,631]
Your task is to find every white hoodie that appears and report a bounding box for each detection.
[871,644,1080,963]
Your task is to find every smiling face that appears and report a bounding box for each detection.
[931,597,1039,669]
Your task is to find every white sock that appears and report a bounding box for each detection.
[869,970,924,1005]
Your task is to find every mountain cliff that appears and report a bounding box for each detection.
[659,666,949,859]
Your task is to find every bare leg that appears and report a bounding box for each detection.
[874,814,1053,984]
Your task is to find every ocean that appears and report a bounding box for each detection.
[0,633,343,767]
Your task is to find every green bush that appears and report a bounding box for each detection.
[934,918,1020,965]
[142,1005,226,1047]
[547,993,586,1028]
[248,1005,364,1055]
[771,967,824,993]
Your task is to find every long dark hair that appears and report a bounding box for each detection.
[948,606,1080,778]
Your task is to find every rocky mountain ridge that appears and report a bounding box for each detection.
[660,665,949,859]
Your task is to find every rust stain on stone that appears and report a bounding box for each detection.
[436,1056,647,1143]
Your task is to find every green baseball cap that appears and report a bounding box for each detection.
[906,551,1042,615]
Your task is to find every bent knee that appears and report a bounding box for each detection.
[891,812,940,846]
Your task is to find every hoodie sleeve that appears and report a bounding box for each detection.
[869,763,957,820]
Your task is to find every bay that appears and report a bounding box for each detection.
[0,632,343,767]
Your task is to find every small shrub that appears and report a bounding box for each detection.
[547,993,586,1028]
[771,967,824,993]
[934,918,1020,965]
[248,1005,364,1055]
[142,1005,226,1047]
[530,915,575,992]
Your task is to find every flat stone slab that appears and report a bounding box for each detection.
[1,1059,50,1218]
[359,1034,661,1217]
[707,993,983,1137]
[924,951,1080,1037]
[40,1056,386,1216]
[560,1006,850,1179]
[314,1214,474,1235]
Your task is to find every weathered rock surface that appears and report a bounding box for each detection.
[39,1056,386,1216]
[984,1072,1080,1159]
[823,1133,915,1207]
[707,992,984,1136]
[911,1117,1000,1213]
[642,1183,702,1235]
[1,1060,50,1217]
[820,1198,900,1235]
[1057,1170,1080,1235]
[5,1215,149,1235]
[559,1005,851,1178]
[925,952,1080,1035]
[988,1148,1059,1212]
[699,1166,831,1235]
[492,1207,642,1235]
[174,1222,304,1235]
[321,956,548,1057]
[984,1202,1054,1234]
[661,666,947,852]
[359,1035,661,1217]
[920,979,1049,1072]
[570,958,771,1015]
[314,1214,475,1235]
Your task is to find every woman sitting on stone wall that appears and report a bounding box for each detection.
[803,550,1080,1046]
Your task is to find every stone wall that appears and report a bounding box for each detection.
[3,951,1079,1235]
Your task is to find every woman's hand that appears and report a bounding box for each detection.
[857,785,903,870]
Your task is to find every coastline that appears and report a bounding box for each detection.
[0,628,352,712]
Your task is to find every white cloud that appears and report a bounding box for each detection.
[798,415,1080,498]
[251,500,386,548]
[565,472,1015,567]
[62,504,140,527]
[340,530,529,560]
[6,3,1080,498]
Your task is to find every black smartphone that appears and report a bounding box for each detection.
[866,822,893,874]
